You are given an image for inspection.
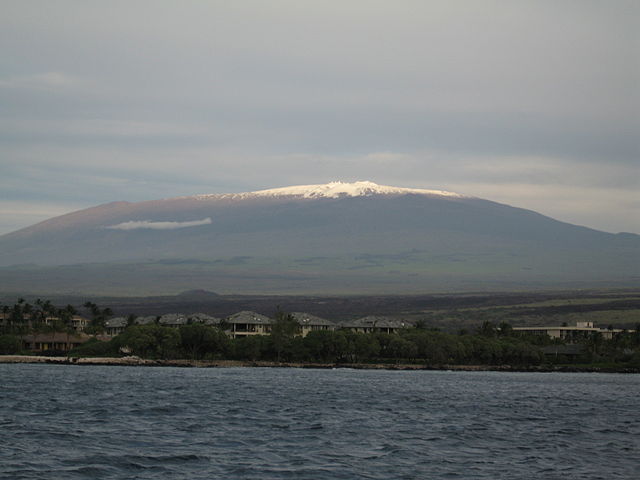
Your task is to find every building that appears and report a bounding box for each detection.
[188,313,221,326]
[103,313,222,336]
[158,313,189,328]
[341,316,408,334]
[159,313,222,328]
[134,316,157,326]
[227,311,272,338]
[290,312,336,337]
[513,321,629,342]
[104,317,129,336]
[21,332,90,353]
[70,315,90,332]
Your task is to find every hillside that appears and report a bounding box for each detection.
[0,181,637,295]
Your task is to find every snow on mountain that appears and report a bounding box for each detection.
[190,181,465,200]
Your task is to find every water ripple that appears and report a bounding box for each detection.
[0,365,638,479]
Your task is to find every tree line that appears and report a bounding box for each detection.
[67,322,546,365]
[2,299,639,366]
[64,315,640,366]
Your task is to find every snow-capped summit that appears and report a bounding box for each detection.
[193,181,463,200]
[249,181,463,199]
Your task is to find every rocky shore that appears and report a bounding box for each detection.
[1,355,638,373]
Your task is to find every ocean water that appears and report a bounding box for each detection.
[0,365,638,479]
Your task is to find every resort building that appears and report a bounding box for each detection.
[158,313,189,328]
[105,317,128,336]
[227,311,273,338]
[21,332,91,353]
[341,316,408,334]
[290,312,336,337]
[103,313,222,336]
[513,321,629,342]
[134,316,157,326]
[188,313,221,326]
[104,315,157,336]
[70,315,90,332]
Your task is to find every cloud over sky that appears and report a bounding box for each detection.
[0,1,637,234]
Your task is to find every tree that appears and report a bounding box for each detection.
[386,336,417,361]
[351,333,380,362]
[0,334,22,354]
[478,321,496,337]
[83,302,113,333]
[303,330,348,363]
[114,325,180,359]
[414,319,427,330]
[234,336,264,361]
[179,324,229,359]
[498,322,513,336]
[270,310,301,361]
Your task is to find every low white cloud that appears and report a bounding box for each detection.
[106,218,212,231]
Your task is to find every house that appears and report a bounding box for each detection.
[134,316,157,326]
[158,313,189,328]
[70,315,90,332]
[290,312,336,337]
[227,311,272,338]
[341,316,408,334]
[43,315,90,332]
[512,321,628,343]
[21,332,90,353]
[188,313,221,326]
[104,317,128,336]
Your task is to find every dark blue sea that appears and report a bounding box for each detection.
[1,365,638,479]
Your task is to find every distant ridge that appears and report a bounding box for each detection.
[177,290,221,299]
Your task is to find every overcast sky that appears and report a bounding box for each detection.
[1,0,638,234]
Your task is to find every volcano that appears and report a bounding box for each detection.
[0,181,637,295]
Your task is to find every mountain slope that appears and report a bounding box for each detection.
[0,181,637,295]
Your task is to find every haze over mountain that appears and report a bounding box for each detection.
[0,181,637,295]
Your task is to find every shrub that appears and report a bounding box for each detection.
[0,334,22,354]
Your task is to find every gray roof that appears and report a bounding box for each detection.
[158,313,189,326]
[290,312,335,327]
[342,316,408,329]
[134,316,157,325]
[105,317,128,328]
[188,313,221,325]
[227,311,272,325]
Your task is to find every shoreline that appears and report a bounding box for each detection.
[1,355,638,373]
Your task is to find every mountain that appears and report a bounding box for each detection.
[0,181,637,295]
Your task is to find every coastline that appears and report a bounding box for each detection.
[1,355,638,373]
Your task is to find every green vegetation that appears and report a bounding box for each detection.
[3,295,639,370]
[407,294,640,332]
[82,301,113,334]
[62,320,640,369]
[0,298,81,335]
[0,334,22,354]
